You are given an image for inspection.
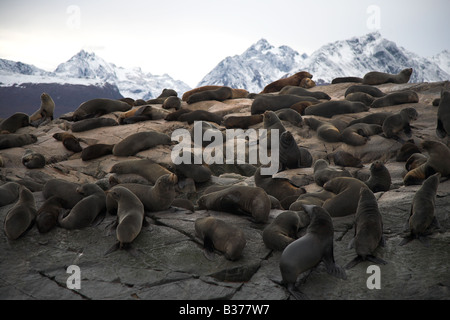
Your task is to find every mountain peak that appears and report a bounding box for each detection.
[252,38,273,51]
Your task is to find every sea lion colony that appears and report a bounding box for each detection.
[0,67,449,300]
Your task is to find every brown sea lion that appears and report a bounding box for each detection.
[347,112,392,127]
[290,101,314,115]
[0,182,22,207]
[332,151,363,168]
[52,132,83,153]
[261,71,313,93]
[365,161,391,193]
[275,109,303,127]
[70,117,118,132]
[43,179,83,208]
[0,133,37,150]
[162,96,182,110]
[345,92,375,106]
[112,131,171,157]
[382,107,418,141]
[304,100,369,118]
[300,78,316,89]
[81,144,114,161]
[279,131,313,170]
[304,117,342,143]
[67,98,132,121]
[3,186,36,240]
[362,68,413,85]
[177,110,223,125]
[164,108,193,121]
[436,89,450,138]
[288,189,335,211]
[396,139,421,162]
[146,89,178,104]
[344,85,386,98]
[341,123,383,146]
[21,149,46,169]
[35,196,67,233]
[331,77,363,84]
[0,112,30,133]
[279,86,331,100]
[186,86,233,104]
[110,159,173,184]
[371,90,419,108]
[223,114,263,129]
[405,153,428,172]
[29,93,55,125]
[313,159,352,187]
[251,94,319,115]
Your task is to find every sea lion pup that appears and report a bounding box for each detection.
[263,110,286,133]
[347,112,392,127]
[304,117,342,143]
[261,71,313,94]
[0,182,21,207]
[382,107,418,141]
[195,216,246,261]
[21,149,46,169]
[365,161,391,193]
[331,77,363,84]
[162,96,181,110]
[254,166,306,202]
[3,186,36,240]
[251,94,319,115]
[43,179,84,208]
[146,88,178,104]
[0,133,37,150]
[186,86,233,104]
[263,211,310,251]
[112,131,171,157]
[436,89,450,138]
[313,159,351,187]
[279,131,313,170]
[29,92,55,125]
[35,196,67,233]
[371,90,419,108]
[304,100,369,118]
[345,92,375,106]
[405,153,428,172]
[58,183,106,230]
[278,86,331,100]
[81,144,114,161]
[344,85,386,98]
[345,188,386,269]
[197,185,271,224]
[322,177,370,217]
[106,174,178,214]
[64,98,132,122]
[332,151,363,168]
[341,123,383,146]
[279,205,346,300]
[400,173,441,246]
[110,159,172,184]
[223,114,263,129]
[52,132,83,153]
[177,110,223,125]
[70,117,118,132]
[105,186,145,253]
[0,112,30,133]
[362,68,413,85]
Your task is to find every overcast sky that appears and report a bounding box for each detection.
[1,0,449,87]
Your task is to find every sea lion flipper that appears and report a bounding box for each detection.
[436,119,447,139]
[202,236,216,261]
[286,283,309,300]
[345,256,363,269]
[366,255,387,265]
[323,246,347,280]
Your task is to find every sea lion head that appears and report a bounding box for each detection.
[155,173,178,192]
[300,78,316,89]
[370,160,385,172]
[401,107,418,121]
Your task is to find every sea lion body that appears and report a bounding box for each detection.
[0,133,37,150]
[0,182,22,206]
[365,161,391,192]
[52,132,83,153]
[371,90,419,108]
[162,96,182,110]
[43,179,83,208]
[71,117,118,132]
[436,90,450,138]
[341,123,383,146]
[254,167,306,202]
[112,131,171,157]
[0,112,30,133]
[261,71,313,94]
[279,131,312,170]
[332,77,363,84]
[382,108,418,140]
[71,98,132,121]
[110,159,172,184]
[345,92,375,106]
[344,85,386,98]
[177,110,223,125]
[3,186,36,240]
[362,68,413,85]
[81,144,114,161]
[22,149,46,169]
[146,89,178,104]
[305,117,342,143]
[304,101,369,118]
[36,196,67,233]
[313,159,352,187]
[223,114,263,129]
[263,211,309,251]
[29,93,55,125]
[347,112,392,127]
[251,95,319,115]
[279,86,331,100]
[332,151,363,168]
[275,109,303,127]
[288,190,335,211]
[186,86,233,104]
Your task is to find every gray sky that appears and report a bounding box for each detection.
[1,0,449,87]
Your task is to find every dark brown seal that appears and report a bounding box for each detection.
[0,133,37,150]
[0,112,30,133]
[251,94,319,115]
[112,131,171,157]
[344,85,386,98]
[22,149,46,169]
[345,92,375,106]
[331,77,363,84]
[371,90,419,108]
[110,159,172,184]
[279,131,313,170]
[304,117,342,143]
[43,179,83,208]
[52,132,83,153]
[177,110,223,125]
[70,117,118,132]
[3,186,36,240]
[313,159,352,187]
[332,151,363,168]
[347,112,392,127]
[162,96,182,110]
[68,98,132,121]
[365,161,391,193]
[261,71,313,93]
[362,68,413,85]
[304,100,369,118]
[341,123,383,146]
[0,182,21,206]
[223,114,263,129]
[81,144,114,161]
[436,89,450,138]
[278,86,331,100]
[35,196,67,233]
[382,107,418,141]
[186,86,233,104]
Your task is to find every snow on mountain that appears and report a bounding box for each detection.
[430,50,450,75]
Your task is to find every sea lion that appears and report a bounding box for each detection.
[182,86,248,101]
[331,77,363,84]
[400,173,441,246]
[186,86,233,104]
[304,117,342,143]
[300,77,316,89]
[347,112,392,127]
[365,161,391,193]
[162,96,182,110]
[146,88,178,104]
[288,190,335,211]
[345,188,387,269]
[436,89,450,138]
[70,117,118,132]
[362,68,413,85]
[313,159,352,187]
[279,131,313,170]
[290,101,314,115]
[382,107,418,141]
[118,105,153,124]
[304,101,369,118]
[223,114,263,129]
[279,86,331,100]
[175,159,212,183]
[279,205,346,300]
[261,71,313,94]
[177,110,223,125]
[344,85,386,98]
[35,196,67,233]
[110,159,172,184]
[405,153,428,172]
[322,177,370,217]
[345,92,375,106]
[164,108,193,121]
[58,183,106,230]
[263,111,286,133]
[275,109,303,127]
[0,182,21,207]
[371,90,419,108]
[262,211,310,251]
[21,149,46,169]
[67,98,132,121]
[3,186,36,240]
[106,174,177,214]
[0,133,37,150]
[52,132,83,153]
[81,144,114,161]
[341,123,383,146]
[197,185,271,223]
[251,94,319,115]
[171,198,195,213]
[119,97,135,106]
[29,93,55,125]
[112,131,171,157]
[0,112,30,133]
[332,151,363,168]
[43,179,83,208]
[195,216,246,261]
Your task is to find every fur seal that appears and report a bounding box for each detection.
[345,188,387,269]
[304,117,342,143]
[313,159,351,187]
[275,109,303,127]
[341,123,383,146]
[279,86,331,100]
[112,131,171,157]
[43,179,83,208]
[400,173,441,246]
[182,86,248,101]
[371,90,419,108]
[118,105,153,124]
[67,98,132,121]
[146,88,178,104]
[382,107,418,141]
[186,86,233,104]
[164,108,192,121]
[162,96,182,110]
[362,68,413,85]
[35,196,67,233]
[344,85,386,98]
[0,182,21,206]
[81,144,114,161]
[261,71,313,94]
[300,78,316,89]
[52,132,83,153]
[436,89,450,138]
[304,101,369,118]
[22,149,46,169]
[405,153,428,172]
[251,94,319,115]
[197,185,271,223]
[58,183,106,230]
[0,133,37,150]
[263,111,286,133]
[288,190,335,211]
[177,110,223,125]
[345,92,375,106]
[279,205,346,299]
[223,114,263,129]
[347,112,392,127]
[322,177,370,217]
[3,186,36,240]
[195,216,246,261]
[0,112,30,133]
[110,159,172,184]
[290,101,314,115]
[332,151,363,168]
[365,161,391,193]
[71,117,118,132]
[262,211,310,251]
[279,131,313,170]
[175,160,212,184]
[29,93,55,125]
[331,77,363,84]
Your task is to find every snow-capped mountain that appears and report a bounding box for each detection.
[198,32,450,91]
[430,50,450,75]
